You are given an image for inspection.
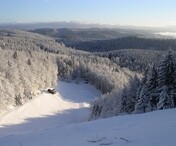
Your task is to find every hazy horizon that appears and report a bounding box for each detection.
[1,0,176,28]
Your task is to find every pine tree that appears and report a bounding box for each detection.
[135,50,176,113]
[157,49,176,109]
[120,85,129,113]
[121,75,140,114]
[135,65,150,102]
[134,85,151,113]
[134,64,158,113]
[157,49,175,89]
[146,64,159,110]
[157,86,174,110]
[135,49,176,113]
[140,65,150,86]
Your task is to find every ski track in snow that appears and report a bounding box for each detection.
[0,81,101,137]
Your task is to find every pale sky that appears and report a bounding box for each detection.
[0,0,176,27]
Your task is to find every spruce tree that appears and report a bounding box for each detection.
[135,49,176,113]
[157,49,175,89]
[157,86,174,109]
[135,64,158,113]
[134,85,150,113]
[121,75,140,114]
[157,49,176,109]
[146,64,158,110]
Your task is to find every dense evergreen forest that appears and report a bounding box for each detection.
[0,30,135,114]
[1,29,176,120]
[58,36,176,52]
[91,49,176,119]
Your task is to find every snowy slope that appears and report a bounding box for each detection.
[0,81,101,137]
[0,108,176,146]
[0,81,176,146]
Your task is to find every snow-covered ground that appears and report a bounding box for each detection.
[0,81,100,139]
[0,81,176,146]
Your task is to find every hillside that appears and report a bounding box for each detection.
[30,28,176,52]
[0,29,83,55]
[0,97,176,146]
[31,28,148,40]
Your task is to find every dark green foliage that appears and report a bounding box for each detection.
[120,75,140,114]
[157,86,174,110]
[15,94,22,106]
[98,49,162,73]
[60,36,176,52]
[135,50,176,113]
[93,49,176,119]
[157,49,176,88]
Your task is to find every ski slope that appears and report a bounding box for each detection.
[0,81,101,137]
[0,81,176,146]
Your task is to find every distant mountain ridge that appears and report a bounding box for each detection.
[30,27,162,41]
[0,22,104,30]
[30,28,176,53]
[1,21,176,32]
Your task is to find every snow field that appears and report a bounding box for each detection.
[0,81,176,146]
[0,81,101,137]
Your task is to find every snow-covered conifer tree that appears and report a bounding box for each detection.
[121,75,140,114]
[134,64,158,113]
[157,86,174,109]
[135,49,176,113]
[157,49,175,89]
[157,49,176,109]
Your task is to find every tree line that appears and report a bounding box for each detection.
[91,50,176,119]
[60,36,176,52]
